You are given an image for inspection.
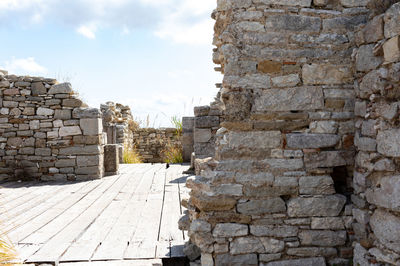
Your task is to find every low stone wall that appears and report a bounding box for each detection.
[0,71,104,181]
[132,128,181,163]
[353,4,400,265]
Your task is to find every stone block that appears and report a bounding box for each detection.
[286,133,340,149]
[72,108,102,118]
[299,230,346,246]
[287,247,337,257]
[36,107,54,116]
[54,109,72,120]
[75,166,102,176]
[48,83,73,94]
[59,145,102,155]
[77,155,102,167]
[299,176,335,195]
[370,209,400,252]
[288,195,346,217]
[213,223,248,238]
[358,68,387,99]
[224,74,271,89]
[304,150,353,169]
[226,131,281,149]
[215,253,257,266]
[363,15,384,44]
[194,106,210,117]
[356,44,383,72]
[323,15,367,33]
[194,128,212,143]
[59,126,82,137]
[237,198,286,215]
[340,0,369,7]
[104,144,119,175]
[271,74,300,87]
[63,98,83,108]
[366,175,400,211]
[384,3,400,38]
[311,217,345,230]
[254,0,311,6]
[257,60,281,73]
[302,64,353,85]
[35,148,51,156]
[230,237,265,255]
[250,225,298,238]
[55,159,76,168]
[377,129,400,157]
[265,15,321,32]
[263,257,326,266]
[310,121,337,134]
[253,87,324,112]
[194,116,219,128]
[383,36,400,64]
[31,82,46,96]
[80,118,102,136]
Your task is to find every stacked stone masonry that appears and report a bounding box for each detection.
[353,3,400,265]
[131,128,182,163]
[184,0,400,266]
[0,71,104,181]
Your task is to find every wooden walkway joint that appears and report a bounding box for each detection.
[0,164,191,265]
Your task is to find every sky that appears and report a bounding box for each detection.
[0,0,221,127]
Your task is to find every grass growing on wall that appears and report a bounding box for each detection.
[171,116,182,136]
[123,146,143,164]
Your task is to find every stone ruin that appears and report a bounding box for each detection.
[182,0,400,265]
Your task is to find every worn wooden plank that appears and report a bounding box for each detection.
[26,172,133,263]
[59,165,148,262]
[0,181,63,216]
[123,166,167,259]
[92,164,164,261]
[3,181,91,234]
[58,259,163,266]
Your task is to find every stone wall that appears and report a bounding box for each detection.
[352,3,400,265]
[184,1,388,265]
[183,116,195,162]
[132,128,181,163]
[0,71,104,181]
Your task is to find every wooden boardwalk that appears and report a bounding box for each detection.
[0,164,191,265]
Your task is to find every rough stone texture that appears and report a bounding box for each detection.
[183,1,400,265]
[0,74,104,181]
[104,144,119,175]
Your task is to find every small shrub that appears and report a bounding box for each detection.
[123,146,142,164]
[161,142,183,164]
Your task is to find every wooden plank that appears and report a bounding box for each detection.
[0,181,62,216]
[59,165,148,262]
[2,181,91,233]
[26,171,133,263]
[58,259,163,266]
[92,164,164,261]
[123,166,167,259]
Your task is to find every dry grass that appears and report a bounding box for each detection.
[0,233,16,265]
[123,145,143,164]
[161,142,183,164]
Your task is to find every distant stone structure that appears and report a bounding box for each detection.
[0,71,104,181]
[183,1,400,266]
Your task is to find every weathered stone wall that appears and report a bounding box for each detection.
[183,116,195,162]
[352,3,400,265]
[184,1,383,265]
[0,71,104,181]
[132,128,181,163]
[193,99,224,161]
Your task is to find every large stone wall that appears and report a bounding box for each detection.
[352,3,400,265]
[183,1,399,265]
[132,128,182,163]
[0,71,104,181]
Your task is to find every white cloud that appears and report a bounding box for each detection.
[3,57,47,75]
[77,24,97,39]
[0,0,216,45]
